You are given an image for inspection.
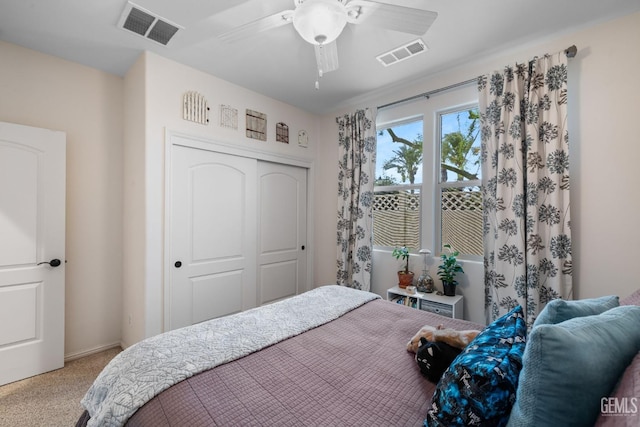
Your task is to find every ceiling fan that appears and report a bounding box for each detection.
[218,0,437,88]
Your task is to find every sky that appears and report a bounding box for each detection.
[376,120,424,184]
[375,110,479,185]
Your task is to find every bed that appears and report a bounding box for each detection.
[76,285,483,426]
[77,285,640,427]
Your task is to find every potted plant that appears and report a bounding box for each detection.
[437,244,464,296]
[392,247,414,289]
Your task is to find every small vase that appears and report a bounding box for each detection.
[442,282,456,296]
[417,270,435,293]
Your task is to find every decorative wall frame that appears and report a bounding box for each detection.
[298,130,308,147]
[276,122,289,144]
[183,91,209,125]
[246,109,267,141]
[220,104,238,130]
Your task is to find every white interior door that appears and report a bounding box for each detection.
[0,121,66,386]
[166,144,257,331]
[257,162,307,305]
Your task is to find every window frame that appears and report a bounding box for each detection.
[374,84,481,260]
[435,103,483,260]
[373,116,424,251]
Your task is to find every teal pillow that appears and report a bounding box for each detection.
[533,295,619,327]
[507,305,640,427]
[425,306,526,427]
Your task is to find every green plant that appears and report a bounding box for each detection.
[392,247,411,274]
[437,244,464,285]
[381,128,423,185]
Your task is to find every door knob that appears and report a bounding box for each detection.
[174,261,182,268]
[38,258,62,267]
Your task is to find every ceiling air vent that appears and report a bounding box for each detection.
[118,2,182,46]
[376,39,428,67]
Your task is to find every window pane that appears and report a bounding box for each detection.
[373,188,420,249]
[441,186,483,256]
[440,109,481,183]
[376,121,423,185]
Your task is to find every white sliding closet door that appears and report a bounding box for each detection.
[166,145,257,331]
[257,162,307,305]
[165,135,310,332]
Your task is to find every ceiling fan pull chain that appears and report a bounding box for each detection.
[315,68,324,90]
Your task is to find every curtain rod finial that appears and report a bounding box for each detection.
[565,45,577,58]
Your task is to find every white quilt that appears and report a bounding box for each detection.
[81,285,380,427]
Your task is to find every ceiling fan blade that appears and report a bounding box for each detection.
[346,0,437,36]
[218,10,294,43]
[315,40,339,75]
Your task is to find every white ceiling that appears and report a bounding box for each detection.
[1,0,639,114]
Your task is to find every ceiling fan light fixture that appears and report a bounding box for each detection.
[293,0,347,45]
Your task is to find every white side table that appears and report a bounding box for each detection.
[387,286,464,319]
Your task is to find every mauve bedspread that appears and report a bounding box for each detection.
[78,297,483,426]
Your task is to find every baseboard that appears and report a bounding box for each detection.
[64,342,122,362]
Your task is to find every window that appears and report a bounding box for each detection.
[373,90,483,258]
[437,107,483,256]
[373,119,423,249]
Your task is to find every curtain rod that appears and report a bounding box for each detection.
[378,44,578,111]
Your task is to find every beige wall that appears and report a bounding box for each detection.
[121,54,147,349]
[316,12,640,324]
[0,41,123,358]
[567,11,640,300]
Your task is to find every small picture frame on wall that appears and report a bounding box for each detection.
[183,91,210,125]
[220,104,238,130]
[298,130,308,147]
[246,109,267,141]
[276,122,289,144]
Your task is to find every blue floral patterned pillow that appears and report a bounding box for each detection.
[425,306,526,427]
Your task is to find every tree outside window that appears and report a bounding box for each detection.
[439,108,483,256]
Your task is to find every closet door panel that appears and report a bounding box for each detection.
[191,270,243,324]
[166,145,257,331]
[259,260,297,304]
[190,164,245,261]
[257,162,307,305]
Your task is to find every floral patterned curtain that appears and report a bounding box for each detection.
[478,52,572,327]
[336,108,377,291]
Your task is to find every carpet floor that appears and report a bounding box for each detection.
[0,347,121,427]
